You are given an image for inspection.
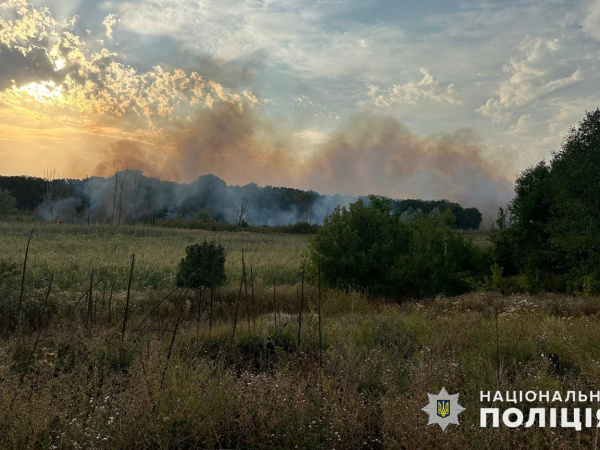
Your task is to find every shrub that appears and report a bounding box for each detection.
[176,241,226,289]
[309,196,489,298]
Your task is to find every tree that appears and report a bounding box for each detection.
[0,176,45,210]
[507,161,555,275]
[306,202,315,225]
[309,196,488,298]
[493,109,600,292]
[43,168,56,221]
[459,207,483,230]
[84,177,94,225]
[549,108,600,274]
[194,210,213,223]
[0,188,17,216]
[489,207,517,275]
[111,167,129,225]
[236,196,250,227]
[176,240,226,337]
[394,199,482,230]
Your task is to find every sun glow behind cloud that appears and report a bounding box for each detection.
[0,0,254,131]
[18,81,63,104]
[2,0,599,218]
[49,47,65,71]
[0,0,261,179]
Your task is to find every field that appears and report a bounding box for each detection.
[0,221,308,289]
[1,222,600,449]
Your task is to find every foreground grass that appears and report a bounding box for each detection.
[3,291,600,449]
[1,222,599,448]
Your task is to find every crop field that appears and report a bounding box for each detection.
[1,222,599,449]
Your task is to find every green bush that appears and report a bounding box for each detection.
[308,196,489,298]
[176,241,226,289]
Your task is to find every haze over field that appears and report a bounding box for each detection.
[1,0,599,217]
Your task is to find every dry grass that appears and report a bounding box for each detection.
[1,222,600,448]
[2,291,600,448]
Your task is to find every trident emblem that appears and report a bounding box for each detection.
[437,400,450,418]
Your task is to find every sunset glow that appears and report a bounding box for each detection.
[18,81,63,104]
[1,0,599,218]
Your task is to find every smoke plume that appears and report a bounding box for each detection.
[85,107,512,223]
[307,114,513,220]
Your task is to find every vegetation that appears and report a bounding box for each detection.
[157,216,321,235]
[0,188,18,216]
[309,196,489,298]
[176,241,227,289]
[3,109,600,447]
[0,176,76,211]
[393,198,482,230]
[0,172,482,230]
[492,109,600,294]
[0,222,306,290]
[0,222,599,448]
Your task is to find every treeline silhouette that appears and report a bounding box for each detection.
[0,173,482,230]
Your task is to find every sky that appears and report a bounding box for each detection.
[1,0,599,218]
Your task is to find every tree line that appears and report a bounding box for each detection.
[491,108,600,294]
[0,172,482,230]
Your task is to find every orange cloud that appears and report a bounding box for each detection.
[0,0,257,134]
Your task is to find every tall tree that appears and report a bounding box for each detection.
[84,177,94,225]
[236,196,250,227]
[549,108,600,273]
[43,168,57,222]
[111,167,129,225]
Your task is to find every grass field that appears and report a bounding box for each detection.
[1,222,598,449]
[464,229,493,248]
[0,222,309,289]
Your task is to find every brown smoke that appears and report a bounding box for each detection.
[172,104,291,186]
[94,140,170,178]
[91,107,512,221]
[306,114,513,220]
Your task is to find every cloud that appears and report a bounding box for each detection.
[103,13,117,39]
[114,0,406,80]
[366,69,461,107]
[508,114,543,136]
[477,36,583,121]
[0,0,255,132]
[583,0,600,40]
[476,98,512,123]
[0,43,63,90]
[3,0,598,221]
[294,129,329,145]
